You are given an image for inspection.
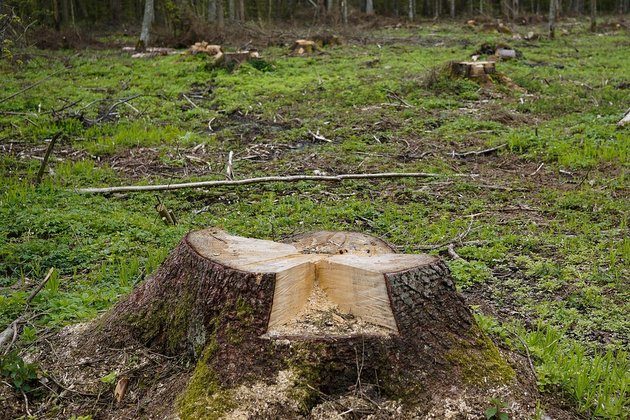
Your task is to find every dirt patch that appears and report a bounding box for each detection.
[6,322,189,419]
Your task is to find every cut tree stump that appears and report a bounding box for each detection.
[84,228,522,417]
[450,61,496,79]
[213,50,260,68]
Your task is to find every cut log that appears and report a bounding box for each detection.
[84,229,519,417]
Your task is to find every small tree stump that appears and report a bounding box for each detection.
[210,50,260,69]
[90,229,519,417]
[450,61,496,79]
[291,40,320,55]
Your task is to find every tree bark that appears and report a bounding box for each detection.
[208,0,217,21]
[450,0,455,18]
[228,0,235,20]
[238,0,245,21]
[549,0,557,38]
[140,0,155,46]
[366,0,375,14]
[590,0,597,31]
[217,0,225,27]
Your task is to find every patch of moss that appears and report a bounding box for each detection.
[285,343,327,413]
[446,326,515,385]
[123,288,196,354]
[176,337,236,419]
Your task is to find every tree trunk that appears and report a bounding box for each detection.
[590,0,596,31]
[409,0,415,20]
[366,0,375,14]
[217,0,225,27]
[110,0,121,24]
[52,0,61,30]
[140,0,155,46]
[238,0,245,20]
[208,0,217,21]
[61,0,70,25]
[450,0,455,17]
[228,0,235,20]
[341,0,348,23]
[549,0,557,38]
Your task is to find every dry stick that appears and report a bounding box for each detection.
[0,67,68,105]
[74,172,478,194]
[35,133,62,185]
[0,268,55,352]
[451,143,507,158]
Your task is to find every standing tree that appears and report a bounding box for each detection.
[366,0,374,15]
[139,0,154,49]
[549,0,557,38]
[590,0,597,31]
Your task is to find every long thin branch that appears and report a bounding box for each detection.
[0,67,68,105]
[451,143,507,158]
[75,172,479,194]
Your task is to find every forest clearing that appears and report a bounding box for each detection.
[0,3,629,419]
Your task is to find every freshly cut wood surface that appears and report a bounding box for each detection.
[186,229,441,335]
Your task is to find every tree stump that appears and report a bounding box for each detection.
[93,229,518,418]
[210,50,260,69]
[450,61,496,80]
[291,40,321,55]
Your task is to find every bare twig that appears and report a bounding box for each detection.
[74,172,479,194]
[226,151,234,180]
[509,331,537,381]
[529,163,544,176]
[451,143,507,158]
[94,94,141,123]
[447,244,462,260]
[308,129,332,143]
[0,67,68,104]
[0,268,55,352]
[35,133,62,185]
[182,94,198,109]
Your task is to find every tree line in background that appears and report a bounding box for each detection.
[0,0,628,47]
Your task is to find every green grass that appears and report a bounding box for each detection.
[1,19,628,417]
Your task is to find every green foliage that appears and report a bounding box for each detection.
[448,259,492,289]
[0,351,38,392]
[100,371,118,385]
[475,314,630,418]
[485,398,509,420]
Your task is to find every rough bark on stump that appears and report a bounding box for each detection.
[93,229,515,417]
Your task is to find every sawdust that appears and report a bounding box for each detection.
[265,282,393,338]
[224,369,303,419]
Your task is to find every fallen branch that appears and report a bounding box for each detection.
[0,67,68,105]
[451,143,507,158]
[308,129,332,143]
[74,172,479,194]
